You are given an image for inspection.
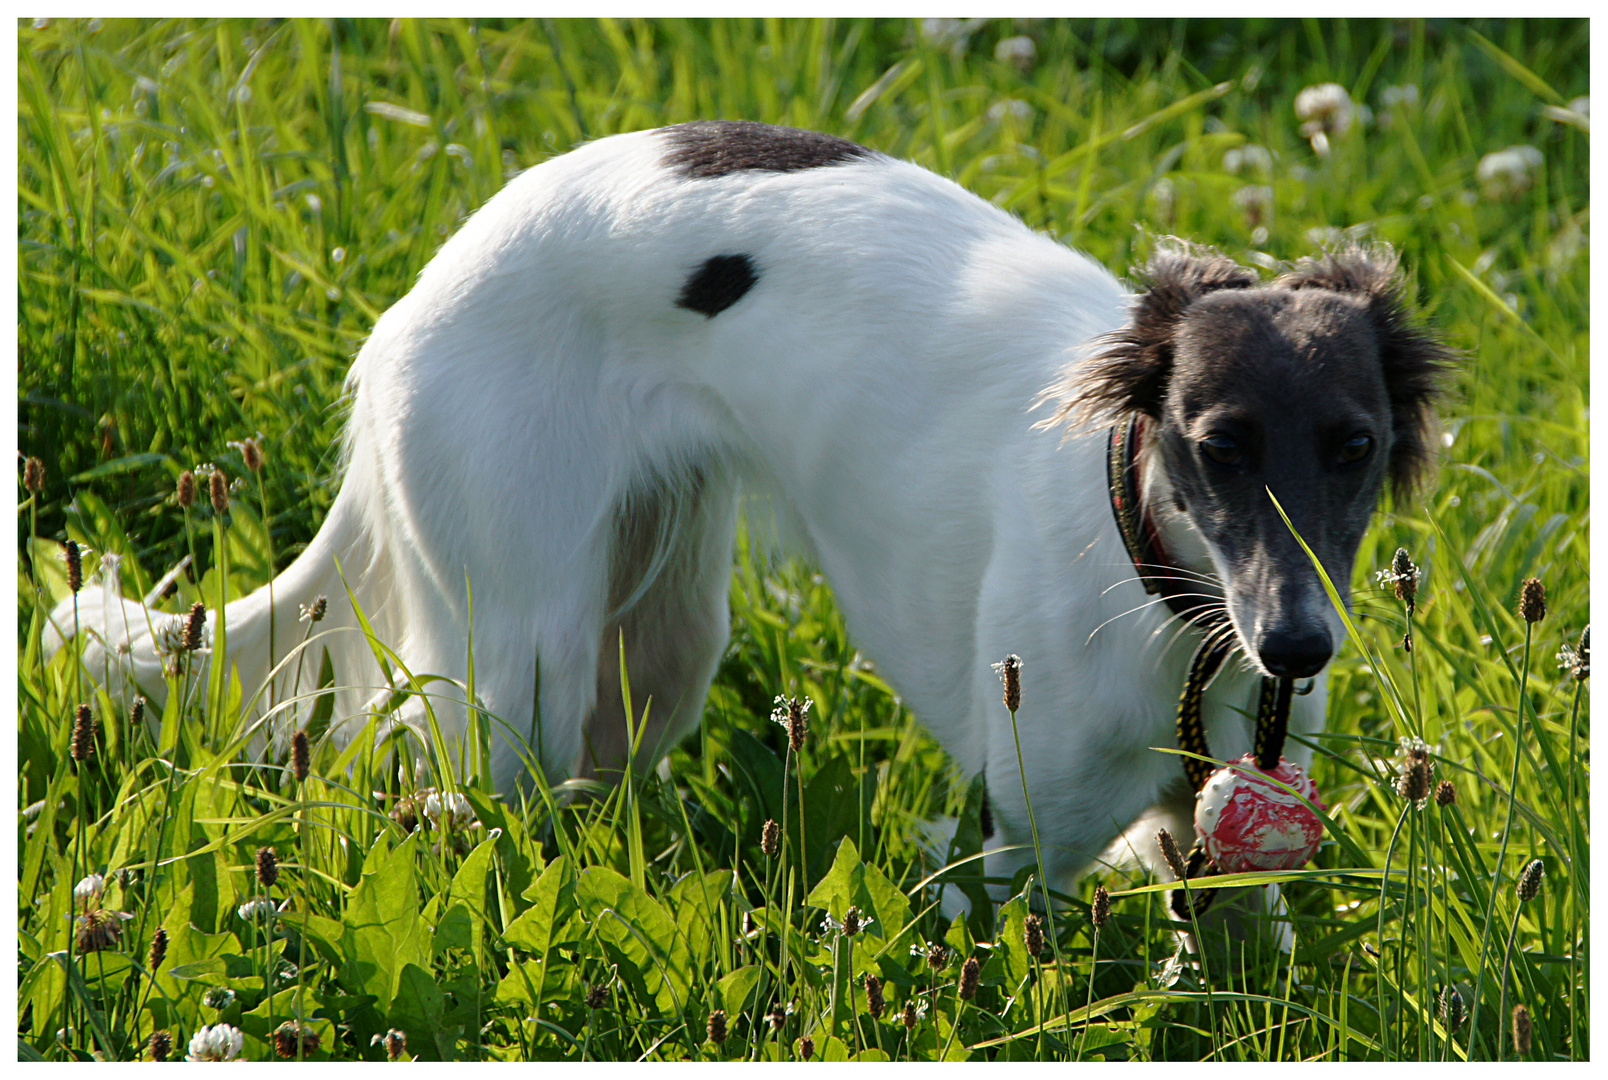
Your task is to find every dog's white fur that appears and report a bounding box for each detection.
[49,126,1326,897]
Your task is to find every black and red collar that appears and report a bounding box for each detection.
[1105,415,1218,628]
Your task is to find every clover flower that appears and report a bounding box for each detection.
[187,1024,245,1062]
[1296,82,1354,156]
[74,872,106,909]
[422,789,476,831]
[994,35,1035,72]
[1232,185,1274,229]
[1477,145,1544,201]
[75,907,133,952]
[372,1029,408,1061]
[1296,82,1355,136]
[237,895,278,922]
[272,1019,320,1059]
[202,986,237,1011]
[1223,144,1274,177]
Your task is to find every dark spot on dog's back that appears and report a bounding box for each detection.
[677,254,758,318]
[662,120,873,179]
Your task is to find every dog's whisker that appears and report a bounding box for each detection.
[1097,572,1226,601]
[1151,603,1234,654]
[1086,594,1203,644]
[1093,589,1236,650]
[1130,561,1224,587]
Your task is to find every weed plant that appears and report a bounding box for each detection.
[17,17,1587,1061]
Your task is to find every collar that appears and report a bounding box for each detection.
[1105,415,1219,627]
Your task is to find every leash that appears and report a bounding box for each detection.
[1107,417,1296,912]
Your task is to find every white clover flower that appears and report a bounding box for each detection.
[421,790,475,831]
[154,615,187,656]
[202,986,237,1010]
[1295,82,1355,137]
[1380,83,1421,112]
[1476,145,1544,201]
[994,35,1036,71]
[1232,185,1275,227]
[237,895,277,922]
[187,1023,245,1062]
[920,18,976,52]
[1148,177,1176,226]
[1224,143,1274,177]
[1378,84,1418,129]
[986,98,1033,124]
[74,873,106,908]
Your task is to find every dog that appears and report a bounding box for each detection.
[48,120,1447,908]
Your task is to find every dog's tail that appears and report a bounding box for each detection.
[43,487,388,750]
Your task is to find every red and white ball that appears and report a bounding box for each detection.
[1194,754,1325,873]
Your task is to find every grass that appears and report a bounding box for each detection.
[16,16,1588,1062]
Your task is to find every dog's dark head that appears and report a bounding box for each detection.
[1058,240,1450,678]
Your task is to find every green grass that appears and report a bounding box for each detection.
[17,17,1588,1062]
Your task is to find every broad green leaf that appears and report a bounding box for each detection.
[433,901,474,956]
[390,961,455,1061]
[717,964,762,1018]
[340,831,428,1008]
[503,854,576,957]
[447,833,499,968]
[670,868,733,968]
[576,865,688,1014]
[805,837,909,969]
[989,886,1034,991]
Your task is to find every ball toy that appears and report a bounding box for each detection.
[1193,754,1325,873]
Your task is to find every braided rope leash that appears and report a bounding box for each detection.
[1107,419,1306,919]
[1171,656,1295,919]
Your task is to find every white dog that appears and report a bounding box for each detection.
[50,121,1445,901]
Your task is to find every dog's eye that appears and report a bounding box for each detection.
[1338,433,1374,464]
[1201,434,1241,466]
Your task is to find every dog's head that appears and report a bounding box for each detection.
[1057,240,1450,678]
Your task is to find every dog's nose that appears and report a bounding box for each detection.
[1258,629,1332,679]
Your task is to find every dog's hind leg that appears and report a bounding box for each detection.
[580,464,740,782]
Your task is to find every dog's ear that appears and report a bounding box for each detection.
[1277,244,1454,500]
[1043,240,1258,431]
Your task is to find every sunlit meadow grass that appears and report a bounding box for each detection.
[17,18,1587,1061]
